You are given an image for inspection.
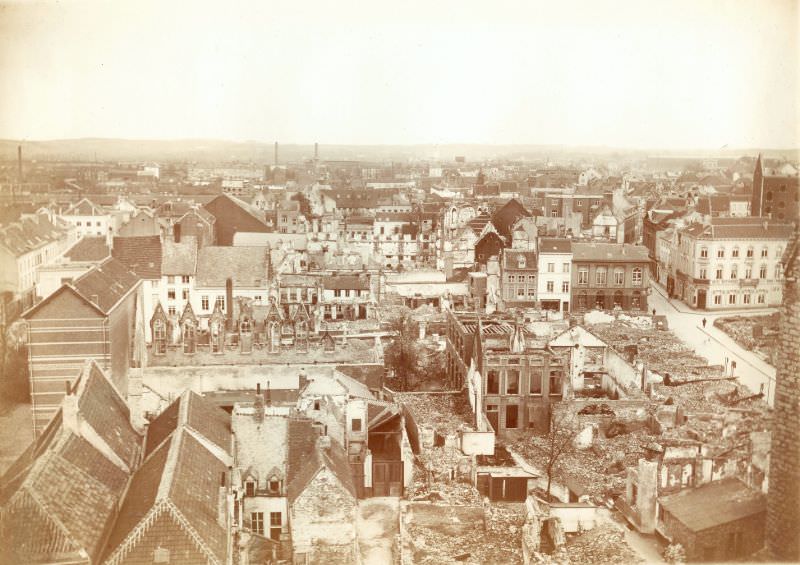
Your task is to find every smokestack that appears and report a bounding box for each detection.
[274,141,279,166]
[173,223,181,243]
[17,145,22,183]
[314,142,319,160]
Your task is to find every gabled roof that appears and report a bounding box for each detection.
[0,360,143,565]
[549,325,608,348]
[23,257,140,318]
[0,213,70,257]
[466,213,492,234]
[162,237,198,275]
[658,477,765,533]
[286,420,355,504]
[502,250,537,270]
[205,194,269,227]
[62,197,107,217]
[196,246,270,288]
[63,236,110,262]
[112,235,163,278]
[104,392,233,565]
[491,199,531,240]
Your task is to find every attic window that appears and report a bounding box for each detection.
[314,400,320,410]
[153,547,170,563]
[517,256,526,269]
[269,478,280,492]
[245,480,256,497]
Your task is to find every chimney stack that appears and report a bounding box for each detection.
[274,141,279,166]
[173,223,181,243]
[314,142,319,160]
[217,472,228,527]
[17,145,22,183]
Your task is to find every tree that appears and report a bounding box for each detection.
[543,409,579,500]
[383,310,420,391]
[0,320,30,407]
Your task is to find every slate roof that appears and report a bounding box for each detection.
[112,235,163,278]
[0,360,142,564]
[571,242,649,262]
[196,246,270,288]
[0,214,70,257]
[659,477,766,532]
[539,238,572,254]
[63,236,110,262]
[322,274,370,291]
[161,236,198,275]
[70,257,140,313]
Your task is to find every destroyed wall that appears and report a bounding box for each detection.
[290,466,357,564]
[766,229,800,562]
[661,508,765,563]
[602,348,645,398]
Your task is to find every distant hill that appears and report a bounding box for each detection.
[0,138,797,164]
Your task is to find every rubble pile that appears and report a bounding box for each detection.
[590,321,721,381]
[714,313,779,361]
[510,429,653,500]
[395,392,475,435]
[562,522,642,564]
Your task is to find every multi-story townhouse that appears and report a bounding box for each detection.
[537,238,573,313]
[22,258,141,433]
[673,218,793,310]
[445,310,570,436]
[0,214,77,308]
[752,154,799,222]
[570,242,650,312]
[58,197,119,244]
[501,250,538,307]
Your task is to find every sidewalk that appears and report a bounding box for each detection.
[649,281,777,318]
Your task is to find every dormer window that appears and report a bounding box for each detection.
[269,478,280,493]
[517,256,526,269]
[245,480,256,497]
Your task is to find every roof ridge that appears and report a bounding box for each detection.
[156,424,184,502]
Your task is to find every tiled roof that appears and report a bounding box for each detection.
[0,213,70,257]
[466,213,492,233]
[0,361,142,564]
[71,257,140,313]
[112,235,163,278]
[659,477,765,532]
[104,392,233,565]
[322,274,370,291]
[161,237,198,275]
[571,242,649,262]
[196,246,270,288]
[539,238,572,254]
[286,418,319,503]
[186,392,232,456]
[63,236,110,262]
[145,397,180,457]
[75,361,141,469]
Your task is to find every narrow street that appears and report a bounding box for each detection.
[647,281,777,406]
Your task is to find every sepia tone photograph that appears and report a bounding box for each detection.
[0,0,797,563]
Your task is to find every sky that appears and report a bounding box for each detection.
[0,0,797,149]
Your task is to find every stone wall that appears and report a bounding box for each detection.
[766,228,800,561]
[290,466,357,563]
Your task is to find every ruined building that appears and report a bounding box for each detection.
[766,226,800,561]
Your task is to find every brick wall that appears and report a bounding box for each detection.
[766,228,800,561]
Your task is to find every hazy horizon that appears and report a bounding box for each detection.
[1,0,797,150]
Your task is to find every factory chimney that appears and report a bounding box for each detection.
[274,141,279,166]
[17,145,22,183]
[314,142,319,160]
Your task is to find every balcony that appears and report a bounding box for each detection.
[739,278,759,288]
